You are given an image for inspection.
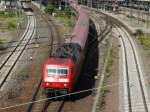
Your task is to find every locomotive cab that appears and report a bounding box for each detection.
[42,58,73,96]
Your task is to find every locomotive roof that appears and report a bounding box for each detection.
[44,58,72,66]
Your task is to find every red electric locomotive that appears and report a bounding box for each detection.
[42,0,89,96]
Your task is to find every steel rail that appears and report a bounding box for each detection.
[113,23,148,112]
[90,11,106,35]
[88,12,112,45]
[40,100,51,112]
[0,16,36,89]
[90,8,149,112]
[25,79,42,112]
[32,5,61,53]
[38,100,65,112]
[83,7,112,42]
[55,101,65,112]
[119,25,148,112]
[0,16,31,69]
[113,26,132,112]
[100,9,150,110]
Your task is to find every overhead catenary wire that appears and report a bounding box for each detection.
[1,76,150,111]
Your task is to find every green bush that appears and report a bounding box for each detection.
[64,8,71,18]
[45,3,54,14]
[138,37,150,50]
[57,8,71,18]
[7,11,15,17]
[57,11,65,17]
[0,11,15,17]
[67,20,72,27]
[7,22,16,30]
[0,11,5,15]
[136,29,143,37]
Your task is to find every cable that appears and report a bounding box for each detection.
[0,81,123,110]
[1,75,150,110]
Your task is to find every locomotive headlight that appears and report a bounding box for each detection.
[46,83,49,86]
[64,83,67,87]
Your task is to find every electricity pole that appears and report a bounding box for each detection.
[91,0,92,8]
[137,1,140,25]
[130,0,133,23]
[146,2,149,29]
[98,0,100,9]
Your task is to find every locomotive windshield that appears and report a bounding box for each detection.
[46,65,68,75]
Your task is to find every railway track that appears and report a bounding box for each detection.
[113,24,150,112]
[90,12,107,35]
[85,8,112,44]
[39,100,65,112]
[104,11,150,111]
[32,4,61,50]
[98,10,150,112]
[0,17,30,69]
[0,15,36,89]
[25,5,62,112]
[87,8,150,112]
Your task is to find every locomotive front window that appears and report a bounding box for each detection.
[46,69,56,74]
[46,66,68,75]
[57,69,68,75]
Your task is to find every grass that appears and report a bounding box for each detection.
[105,45,116,76]
[0,18,15,32]
[138,35,150,56]
[55,16,73,33]
[138,35,150,50]
[100,40,117,109]
[103,45,116,84]
[0,11,23,32]
[101,87,110,96]
[53,10,74,33]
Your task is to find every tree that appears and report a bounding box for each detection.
[45,3,54,14]
[136,29,143,38]
[64,7,71,18]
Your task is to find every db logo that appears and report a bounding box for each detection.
[54,78,59,82]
